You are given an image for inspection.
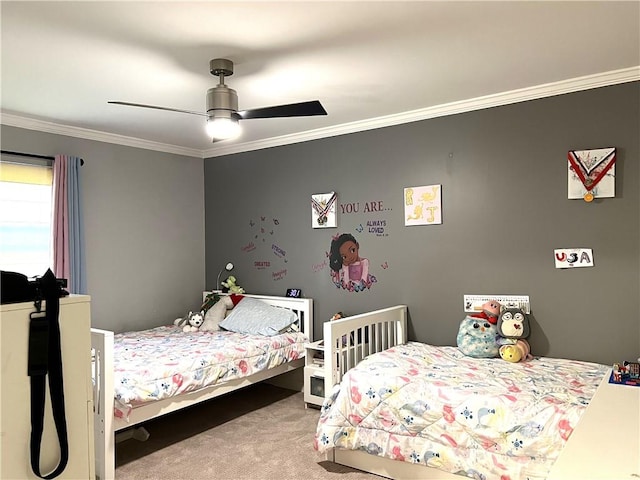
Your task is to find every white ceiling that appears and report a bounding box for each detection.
[1,1,639,158]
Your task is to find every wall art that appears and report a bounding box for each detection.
[312,191,337,228]
[567,147,615,202]
[554,248,594,269]
[404,184,442,226]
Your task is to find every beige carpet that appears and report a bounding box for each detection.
[115,383,382,480]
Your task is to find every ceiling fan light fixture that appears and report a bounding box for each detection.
[110,59,326,142]
[206,115,241,141]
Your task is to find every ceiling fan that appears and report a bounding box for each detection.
[108,58,327,141]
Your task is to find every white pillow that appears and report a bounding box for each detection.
[218,297,298,336]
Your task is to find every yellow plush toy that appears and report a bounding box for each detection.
[499,339,532,363]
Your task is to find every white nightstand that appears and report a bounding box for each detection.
[304,340,325,408]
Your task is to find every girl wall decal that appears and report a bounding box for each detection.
[329,233,376,292]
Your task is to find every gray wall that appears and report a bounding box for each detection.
[0,126,206,332]
[205,82,639,365]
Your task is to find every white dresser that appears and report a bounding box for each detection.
[548,370,640,479]
[0,295,95,480]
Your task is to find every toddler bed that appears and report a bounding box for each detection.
[92,292,313,480]
[314,305,609,480]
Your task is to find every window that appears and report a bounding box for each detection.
[0,159,53,277]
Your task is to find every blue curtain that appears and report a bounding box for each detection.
[67,157,86,293]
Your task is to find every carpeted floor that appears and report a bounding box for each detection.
[115,383,382,480]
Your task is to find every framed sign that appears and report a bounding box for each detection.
[311,192,337,228]
[404,184,442,226]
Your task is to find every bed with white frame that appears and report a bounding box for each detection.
[316,304,612,480]
[91,292,313,480]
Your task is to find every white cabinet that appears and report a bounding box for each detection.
[1,295,95,480]
[548,371,640,479]
[304,340,325,408]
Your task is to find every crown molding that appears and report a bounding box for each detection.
[0,113,203,158]
[204,66,639,157]
[2,67,638,159]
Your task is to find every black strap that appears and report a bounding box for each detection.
[28,269,69,479]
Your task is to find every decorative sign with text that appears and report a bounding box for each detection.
[554,248,594,269]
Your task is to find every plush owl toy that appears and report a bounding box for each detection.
[456,315,500,358]
[497,308,530,339]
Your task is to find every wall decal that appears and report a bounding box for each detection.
[365,219,388,237]
[340,200,388,214]
[244,214,288,282]
[312,192,337,228]
[568,147,615,202]
[404,184,442,226]
[329,233,377,292]
[554,248,594,268]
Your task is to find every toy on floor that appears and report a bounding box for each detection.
[470,299,502,325]
[174,311,205,332]
[499,339,532,363]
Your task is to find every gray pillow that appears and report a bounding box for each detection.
[218,297,298,336]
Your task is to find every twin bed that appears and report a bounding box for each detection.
[90,296,613,480]
[315,305,611,480]
[90,293,313,480]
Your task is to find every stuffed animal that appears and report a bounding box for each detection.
[499,339,532,362]
[497,307,530,339]
[199,291,219,313]
[456,315,499,358]
[200,294,244,331]
[470,299,502,325]
[221,275,245,294]
[174,310,205,332]
[330,312,349,345]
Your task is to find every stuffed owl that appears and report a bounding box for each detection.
[456,315,499,358]
[497,308,530,339]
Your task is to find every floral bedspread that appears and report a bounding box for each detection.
[315,342,608,480]
[113,325,306,420]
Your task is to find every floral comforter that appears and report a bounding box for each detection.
[315,342,608,480]
[113,325,306,420]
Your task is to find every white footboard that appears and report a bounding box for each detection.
[91,328,115,480]
[323,305,407,395]
[321,306,469,479]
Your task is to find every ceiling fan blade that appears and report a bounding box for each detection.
[108,101,207,117]
[238,100,327,120]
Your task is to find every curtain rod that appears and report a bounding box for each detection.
[0,150,84,165]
